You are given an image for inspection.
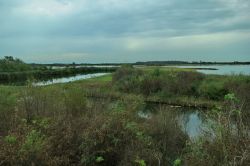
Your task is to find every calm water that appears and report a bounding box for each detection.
[138,106,208,139]
[177,110,207,138]
[34,73,110,86]
[172,65,250,75]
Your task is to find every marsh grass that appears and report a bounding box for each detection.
[0,65,249,165]
[183,94,250,166]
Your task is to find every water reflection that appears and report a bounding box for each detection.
[177,110,206,139]
[170,65,250,75]
[138,104,208,139]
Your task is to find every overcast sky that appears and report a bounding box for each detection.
[0,0,250,63]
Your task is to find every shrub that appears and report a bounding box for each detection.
[183,93,250,165]
[147,108,188,165]
[113,67,205,98]
[0,87,17,135]
[4,135,17,144]
[135,158,147,166]
[112,65,143,93]
[20,130,44,153]
[198,78,228,100]
[63,87,87,117]
[140,74,163,96]
[225,77,250,124]
[175,71,204,96]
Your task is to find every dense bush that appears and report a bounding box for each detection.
[140,71,164,96]
[183,93,250,166]
[1,67,249,165]
[198,78,228,100]
[113,66,205,98]
[0,56,32,72]
[0,84,188,165]
[112,65,144,93]
[224,76,250,125]
[147,109,188,165]
[0,87,17,135]
[175,71,205,96]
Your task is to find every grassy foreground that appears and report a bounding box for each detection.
[0,66,249,165]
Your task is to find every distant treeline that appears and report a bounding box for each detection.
[0,56,117,84]
[32,60,250,67]
[134,61,250,66]
[32,63,121,67]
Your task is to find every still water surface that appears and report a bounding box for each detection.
[138,105,209,139]
[172,65,250,75]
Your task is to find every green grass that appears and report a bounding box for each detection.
[77,74,112,83]
[0,66,249,165]
[0,85,22,93]
[1,67,246,109]
[137,66,195,72]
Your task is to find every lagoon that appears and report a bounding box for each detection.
[172,65,250,75]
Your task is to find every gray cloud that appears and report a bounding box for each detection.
[0,0,250,63]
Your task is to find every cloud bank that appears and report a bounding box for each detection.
[0,0,250,63]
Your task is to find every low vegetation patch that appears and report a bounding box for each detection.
[0,64,249,165]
